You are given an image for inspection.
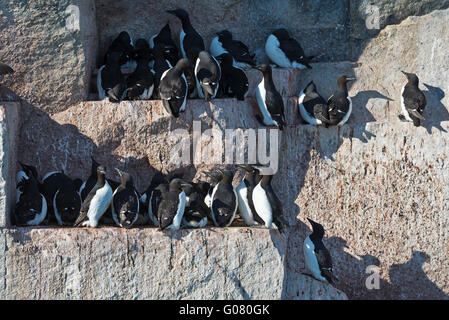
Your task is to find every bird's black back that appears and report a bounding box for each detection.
[328,90,349,124]
[158,189,181,229]
[264,79,285,129]
[212,182,236,227]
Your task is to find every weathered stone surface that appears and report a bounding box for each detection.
[0,102,19,227]
[0,227,346,300]
[349,0,449,59]
[0,0,97,115]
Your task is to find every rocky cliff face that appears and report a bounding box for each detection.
[0,1,448,300]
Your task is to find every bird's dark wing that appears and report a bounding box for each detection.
[314,242,334,283]
[212,184,236,226]
[158,191,180,229]
[328,92,349,124]
[264,184,288,231]
[279,38,305,62]
[403,86,427,118]
[265,90,285,129]
[74,186,99,226]
[0,62,14,75]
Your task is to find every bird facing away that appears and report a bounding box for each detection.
[126,39,154,100]
[216,53,249,101]
[265,28,314,69]
[298,81,331,127]
[157,178,189,230]
[399,71,427,127]
[210,30,256,68]
[149,22,179,67]
[111,169,140,228]
[98,51,127,103]
[159,58,191,117]
[210,168,238,227]
[304,218,336,284]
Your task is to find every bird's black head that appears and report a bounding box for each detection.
[217,53,233,67]
[56,179,82,225]
[236,164,255,173]
[307,218,325,238]
[337,75,356,90]
[169,178,185,191]
[167,8,190,21]
[134,38,151,60]
[19,162,38,180]
[180,182,193,196]
[97,165,107,176]
[105,51,122,65]
[203,170,222,183]
[117,31,132,44]
[116,168,134,187]
[254,64,272,75]
[193,181,210,198]
[217,168,233,182]
[217,30,232,41]
[402,71,419,86]
[272,28,290,41]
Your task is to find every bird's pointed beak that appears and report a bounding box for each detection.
[346,77,356,82]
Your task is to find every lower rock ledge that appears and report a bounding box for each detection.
[0,227,346,300]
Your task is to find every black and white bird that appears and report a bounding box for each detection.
[210,30,256,68]
[203,170,222,210]
[399,71,427,127]
[216,53,249,101]
[74,166,113,228]
[254,64,285,130]
[97,51,127,102]
[182,182,210,228]
[265,28,314,69]
[111,169,140,228]
[159,58,191,117]
[152,43,173,98]
[149,22,179,67]
[210,169,238,228]
[15,174,47,226]
[104,31,136,71]
[166,8,205,62]
[52,176,82,226]
[40,171,81,226]
[235,165,262,226]
[149,182,169,228]
[126,39,154,100]
[157,178,189,230]
[252,166,288,232]
[16,162,39,203]
[304,218,336,284]
[0,62,14,75]
[327,75,356,126]
[298,81,331,127]
[195,51,221,102]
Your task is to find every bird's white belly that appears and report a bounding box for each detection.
[87,182,113,227]
[298,90,321,125]
[304,236,327,281]
[236,181,256,225]
[27,194,47,226]
[400,85,413,121]
[168,191,186,230]
[337,97,352,126]
[180,29,186,58]
[97,65,107,100]
[255,79,278,126]
[252,184,273,227]
[265,35,291,68]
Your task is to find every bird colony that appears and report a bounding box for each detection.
[11,8,430,285]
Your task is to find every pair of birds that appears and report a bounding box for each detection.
[298,71,427,128]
